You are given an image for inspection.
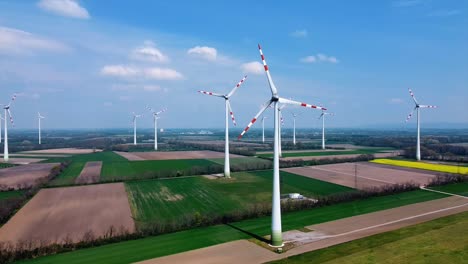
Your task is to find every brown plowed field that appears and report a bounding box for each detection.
[75,161,102,184]
[115,150,243,161]
[281,152,398,161]
[0,163,59,190]
[283,162,436,190]
[0,183,135,245]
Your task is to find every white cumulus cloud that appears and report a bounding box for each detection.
[100,65,139,77]
[0,26,69,55]
[300,53,339,64]
[187,46,217,61]
[290,29,308,38]
[240,61,264,75]
[144,68,183,80]
[130,41,168,63]
[38,0,90,19]
[101,65,183,80]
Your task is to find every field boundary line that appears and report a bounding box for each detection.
[420,186,468,199]
[306,166,394,184]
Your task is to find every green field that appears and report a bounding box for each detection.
[0,190,24,200]
[257,148,393,158]
[47,151,221,186]
[269,211,468,264]
[208,156,271,167]
[428,182,468,197]
[19,190,447,264]
[125,170,353,223]
[371,158,468,175]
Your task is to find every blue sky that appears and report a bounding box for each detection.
[0,0,467,130]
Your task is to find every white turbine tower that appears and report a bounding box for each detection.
[406,89,437,161]
[238,44,326,247]
[262,116,268,143]
[291,112,301,146]
[147,106,166,150]
[319,111,333,150]
[0,113,3,144]
[132,113,142,145]
[1,94,16,162]
[38,112,45,145]
[198,75,247,178]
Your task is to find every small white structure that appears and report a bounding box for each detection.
[288,193,304,199]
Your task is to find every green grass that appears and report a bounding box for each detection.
[268,211,468,264]
[0,163,16,169]
[19,190,447,264]
[428,182,468,197]
[258,148,393,158]
[47,151,220,186]
[371,158,468,175]
[0,190,24,200]
[208,156,271,167]
[125,170,353,223]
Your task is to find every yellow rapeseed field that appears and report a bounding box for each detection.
[371,159,468,175]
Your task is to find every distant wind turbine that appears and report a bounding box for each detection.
[198,75,247,178]
[147,106,166,150]
[278,104,286,157]
[1,94,16,162]
[132,112,142,145]
[319,111,333,149]
[38,112,45,145]
[406,89,437,161]
[238,44,325,247]
[0,113,3,144]
[262,116,268,143]
[291,112,301,146]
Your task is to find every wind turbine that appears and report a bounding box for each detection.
[406,89,437,161]
[319,111,333,150]
[132,112,142,145]
[238,44,326,247]
[147,106,166,150]
[1,94,16,162]
[0,113,3,144]
[262,116,268,143]
[38,112,45,145]
[291,112,301,146]
[198,76,247,178]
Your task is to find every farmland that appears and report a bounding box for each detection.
[268,211,468,264]
[371,159,468,174]
[0,190,24,200]
[429,182,468,196]
[47,151,221,186]
[125,170,353,223]
[18,189,447,264]
[257,148,394,158]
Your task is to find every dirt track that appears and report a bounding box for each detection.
[75,161,102,184]
[283,162,436,190]
[0,163,59,190]
[0,157,46,165]
[0,183,135,244]
[115,150,243,161]
[137,196,468,264]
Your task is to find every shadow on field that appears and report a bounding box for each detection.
[225,223,270,243]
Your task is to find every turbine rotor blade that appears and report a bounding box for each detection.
[238,100,273,139]
[278,97,326,110]
[408,89,419,105]
[419,105,437,108]
[405,107,416,122]
[258,44,278,97]
[156,108,167,115]
[7,109,14,125]
[226,100,237,126]
[227,75,247,98]
[198,90,225,97]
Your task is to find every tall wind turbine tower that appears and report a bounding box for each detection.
[319,111,333,150]
[1,94,16,162]
[406,89,437,161]
[239,44,325,247]
[132,112,142,145]
[38,112,45,145]
[198,75,247,178]
[0,113,3,144]
[147,106,166,150]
